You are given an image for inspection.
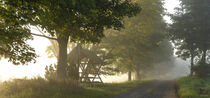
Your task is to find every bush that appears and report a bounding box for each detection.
[45,64,57,81]
[193,62,210,78]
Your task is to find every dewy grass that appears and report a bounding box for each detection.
[177,76,210,98]
[0,77,151,98]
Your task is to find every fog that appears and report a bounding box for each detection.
[102,56,190,83]
[0,0,181,82]
[164,57,190,79]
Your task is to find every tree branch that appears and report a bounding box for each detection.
[31,33,57,41]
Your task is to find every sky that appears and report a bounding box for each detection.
[0,0,181,82]
[164,0,180,13]
[164,0,180,23]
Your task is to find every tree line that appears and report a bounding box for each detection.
[45,0,174,81]
[0,0,140,81]
[169,0,210,77]
[0,0,176,82]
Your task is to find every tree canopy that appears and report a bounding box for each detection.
[100,0,173,80]
[0,0,140,79]
[169,0,210,77]
[0,1,37,65]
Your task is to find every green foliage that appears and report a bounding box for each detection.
[177,76,210,98]
[1,0,141,79]
[193,62,210,78]
[2,0,140,43]
[100,0,173,77]
[87,44,121,75]
[169,0,210,77]
[0,77,150,98]
[45,64,57,81]
[0,0,37,65]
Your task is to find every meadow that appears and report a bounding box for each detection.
[0,77,150,98]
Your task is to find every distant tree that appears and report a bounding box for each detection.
[1,0,140,80]
[101,0,172,81]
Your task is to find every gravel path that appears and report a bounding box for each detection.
[112,80,178,98]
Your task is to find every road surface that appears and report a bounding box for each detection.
[113,80,178,98]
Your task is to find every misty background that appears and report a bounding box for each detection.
[0,0,190,82]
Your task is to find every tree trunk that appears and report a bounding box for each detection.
[68,64,80,81]
[190,50,194,76]
[128,71,132,81]
[195,49,209,78]
[57,35,69,80]
[201,49,207,64]
[135,68,141,80]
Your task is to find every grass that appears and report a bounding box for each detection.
[177,76,210,98]
[0,77,150,98]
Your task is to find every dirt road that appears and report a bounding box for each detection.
[113,80,177,98]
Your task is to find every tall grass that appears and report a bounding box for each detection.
[0,77,150,98]
[177,76,210,98]
[0,77,82,98]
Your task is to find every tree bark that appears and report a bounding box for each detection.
[135,68,141,80]
[198,49,208,77]
[128,71,132,81]
[190,50,194,76]
[68,64,80,81]
[201,49,207,64]
[57,35,69,80]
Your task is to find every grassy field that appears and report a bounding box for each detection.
[0,77,150,98]
[177,76,210,98]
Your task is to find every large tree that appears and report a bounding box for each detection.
[0,0,140,80]
[169,0,210,77]
[101,0,173,80]
[169,10,199,75]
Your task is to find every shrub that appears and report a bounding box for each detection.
[45,64,57,81]
[193,62,210,78]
